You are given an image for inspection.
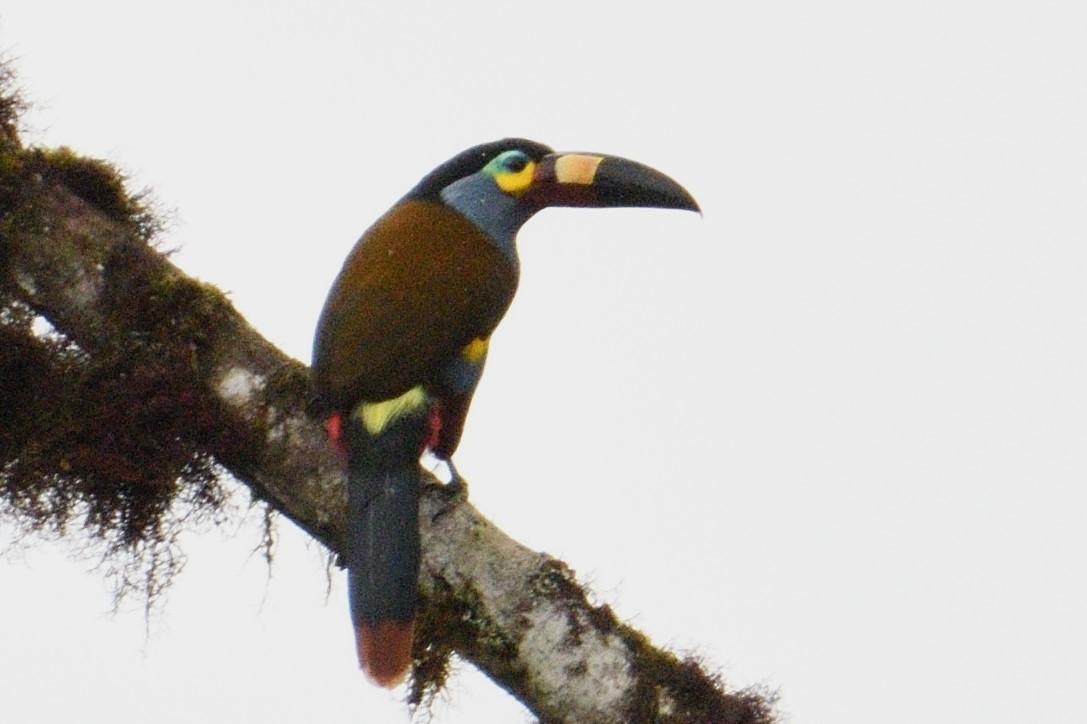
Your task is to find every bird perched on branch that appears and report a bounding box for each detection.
[312,138,699,686]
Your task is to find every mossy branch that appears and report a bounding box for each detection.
[0,79,774,723]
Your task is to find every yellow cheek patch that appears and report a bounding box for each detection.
[461,337,489,364]
[494,160,537,195]
[555,154,604,185]
[353,386,428,435]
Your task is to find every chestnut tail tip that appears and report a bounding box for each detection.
[356,620,414,688]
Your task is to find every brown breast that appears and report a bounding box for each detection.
[313,200,518,409]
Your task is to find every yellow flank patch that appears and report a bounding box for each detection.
[462,337,489,363]
[495,160,537,195]
[353,386,428,435]
[555,154,604,185]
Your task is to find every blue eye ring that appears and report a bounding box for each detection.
[501,151,529,173]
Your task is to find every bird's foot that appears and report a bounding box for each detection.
[432,459,469,522]
[444,459,469,500]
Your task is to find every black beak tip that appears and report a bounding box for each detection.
[596,156,701,214]
[655,189,701,215]
[674,189,702,215]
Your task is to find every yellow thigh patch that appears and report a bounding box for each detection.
[353,386,428,435]
[462,337,489,364]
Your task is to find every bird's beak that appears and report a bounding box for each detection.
[523,152,700,213]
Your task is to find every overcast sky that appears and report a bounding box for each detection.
[3,2,1086,722]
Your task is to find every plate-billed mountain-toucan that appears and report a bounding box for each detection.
[312,138,699,686]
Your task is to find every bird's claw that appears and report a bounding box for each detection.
[444,459,469,499]
[432,459,469,522]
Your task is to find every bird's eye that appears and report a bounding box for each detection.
[502,152,528,173]
[484,150,536,195]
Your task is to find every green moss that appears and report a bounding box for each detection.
[410,568,525,712]
[0,57,23,149]
[106,244,229,352]
[29,146,138,222]
[0,288,230,606]
[0,90,240,608]
[1,134,158,282]
[0,135,31,267]
[620,621,777,724]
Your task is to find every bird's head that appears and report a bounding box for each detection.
[407,138,699,247]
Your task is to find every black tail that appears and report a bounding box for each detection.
[344,413,425,687]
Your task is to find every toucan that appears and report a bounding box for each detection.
[312,138,699,686]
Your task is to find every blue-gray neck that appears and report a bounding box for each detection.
[440,173,537,263]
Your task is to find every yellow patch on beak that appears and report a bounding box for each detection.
[554,154,604,185]
[494,160,537,195]
[461,337,489,364]
[353,386,428,435]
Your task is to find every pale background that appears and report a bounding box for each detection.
[2,2,1086,722]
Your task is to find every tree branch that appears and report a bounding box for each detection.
[0,143,774,723]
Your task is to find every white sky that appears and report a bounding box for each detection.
[2,2,1086,722]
